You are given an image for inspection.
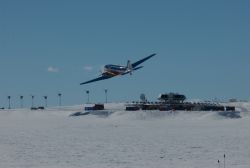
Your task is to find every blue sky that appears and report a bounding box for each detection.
[0,0,250,107]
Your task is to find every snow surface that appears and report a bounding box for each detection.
[1,103,250,168]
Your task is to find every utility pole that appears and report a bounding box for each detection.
[86,90,90,104]
[104,89,108,103]
[20,95,24,108]
[7,96,11,109]
[31,95,35,108]
[58,93,62,106]
[43,96,48,107]
[224,154,226,168]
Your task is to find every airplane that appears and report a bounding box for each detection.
[80,53,156,85]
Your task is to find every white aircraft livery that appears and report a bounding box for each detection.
[80,53,156,85]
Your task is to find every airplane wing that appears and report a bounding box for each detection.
[80,75,112,85]
[131,53,156,68]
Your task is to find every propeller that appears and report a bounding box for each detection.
[98,65,105,76]
[127,60,133,75]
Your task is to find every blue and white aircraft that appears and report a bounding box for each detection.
[80,53,156,85]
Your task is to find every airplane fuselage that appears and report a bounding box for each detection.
[103,65,127,76]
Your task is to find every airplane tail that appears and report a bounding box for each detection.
[127,60,133,75]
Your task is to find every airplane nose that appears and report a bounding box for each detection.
[104,65,108,70]
[104,65,109,71]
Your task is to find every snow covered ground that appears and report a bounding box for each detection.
[0,102,250,168]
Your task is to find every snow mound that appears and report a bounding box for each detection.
[70,109,242,121]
